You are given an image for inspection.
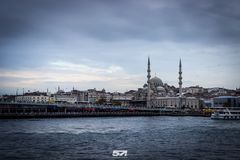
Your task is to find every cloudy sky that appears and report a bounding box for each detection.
[0,0,240,94]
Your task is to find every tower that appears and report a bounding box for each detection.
[147,56,151,108]
[178,59,183,108]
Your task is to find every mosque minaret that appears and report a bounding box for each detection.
[178,58,183,108]
[147,56,151,108]
[179,58,183,97]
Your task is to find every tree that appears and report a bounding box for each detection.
[96,98,106,105]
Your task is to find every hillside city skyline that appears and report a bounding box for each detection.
[1,57,239,96]
[1,57,239,95]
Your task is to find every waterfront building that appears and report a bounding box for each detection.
[1,95,16,102]
[213,96,240,107]
[208,88,227,96]
[87,88,96,103]
[54,94,78,104]
[104,93,112,103]
[52,87,110,104]
[87,88,105,103]
[71,89,88,103]
[236,88,240,96]
[54,88,89,104]
[203,99,213,108]
[151,97,199,109]
[96,89,107,102]
[112,92,133,101]
[183,86,204,94]
[112,92,133,106]
[133,88,147,101]
[15,91,53,103]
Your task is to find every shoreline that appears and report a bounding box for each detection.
[0,112,210,119]
[0,102,210,119]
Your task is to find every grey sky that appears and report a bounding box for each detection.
[0,0,240,94]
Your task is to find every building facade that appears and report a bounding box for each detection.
[213,96,240,107]
[151,97,199,109]
[15,92,53,103]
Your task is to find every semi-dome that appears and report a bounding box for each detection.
[150,76,163,87]
[157,86,165,92]
[143,83,148,88]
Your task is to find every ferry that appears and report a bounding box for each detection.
[211,107,240,120]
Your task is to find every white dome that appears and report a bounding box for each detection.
[150,76,163,87]
[149,89,154,94]
[143,83,148,88]
[157,86,165,91]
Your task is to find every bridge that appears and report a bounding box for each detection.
[0,102,204,118]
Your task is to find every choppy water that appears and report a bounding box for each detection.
[0,117,240,160]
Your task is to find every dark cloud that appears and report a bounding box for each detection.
[0,0,240,43]
[179,0,240,44]
[0,0,240,71]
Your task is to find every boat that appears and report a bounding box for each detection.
[211,107,240,120]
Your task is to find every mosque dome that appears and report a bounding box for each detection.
[157,86,165,92]
[143,83,148,88]
[149,89,154,94]
[143,86,148,90]
[150,76,163,87]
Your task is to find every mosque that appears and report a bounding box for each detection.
[133,57,200,109]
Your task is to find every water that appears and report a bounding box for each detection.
[0,117,240,160]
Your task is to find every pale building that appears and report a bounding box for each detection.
[151,97,199,109]
[184,86,204,94]
[213,96,240,107]
[15,92,52,103]
[54,88,89,104]
[105,93,113,103]
[54,94,78,104]
[71,90,88,102]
